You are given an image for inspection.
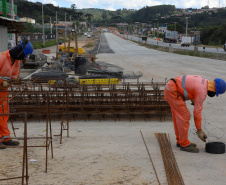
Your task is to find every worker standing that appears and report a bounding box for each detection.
[0,39,33,149]
[164,75,226,153]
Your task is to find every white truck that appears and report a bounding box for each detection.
[181,36,192,47]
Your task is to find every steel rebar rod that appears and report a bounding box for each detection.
[140,130,161,185]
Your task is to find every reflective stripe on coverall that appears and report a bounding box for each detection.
[164,75,207,147]
[0,51,20,142]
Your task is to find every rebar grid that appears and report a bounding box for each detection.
[7,80,171,122]
[155,133,185,185]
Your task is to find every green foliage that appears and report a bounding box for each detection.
[14,0,77,23]
[26,22,33,33]
[167,23,185,33]
[200,24,226,45]
[102,11,109,20]
[189,9,226,27]
[158,32,164,38]
[131,5,176,22]
[173,50,216,59]
[32,40,57,49]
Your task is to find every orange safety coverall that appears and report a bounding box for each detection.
[164,75,207,147]
[0,50,20,142]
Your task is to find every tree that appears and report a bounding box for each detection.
[85,14,93,28]
[85,13,93,22]
[111,15,122,23]
[102,11,109,20]
[71,4,76,10]
[26,22,33,33]
[167,23,185,33]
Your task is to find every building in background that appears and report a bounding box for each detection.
[0,16,27,52]
[0,0,17,18]
[19,17,35,24]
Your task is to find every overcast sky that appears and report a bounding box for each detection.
[28,0,226,10]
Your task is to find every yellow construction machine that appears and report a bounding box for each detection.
[58,46,85,54]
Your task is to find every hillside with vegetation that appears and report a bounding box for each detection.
[13,0,226,45]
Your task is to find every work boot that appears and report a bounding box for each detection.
[177,143,197,148]
[180,144,199,153]
[3,139,20,146]
[0,142,6,149]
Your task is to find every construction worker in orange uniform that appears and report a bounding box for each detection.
[0,39,33,149]
[164,75,226,153]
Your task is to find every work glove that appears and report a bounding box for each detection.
[1,80,11,89]
[13,78,22,85]
[196,129,207,142]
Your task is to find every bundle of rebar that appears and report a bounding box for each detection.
[155,133,184,185]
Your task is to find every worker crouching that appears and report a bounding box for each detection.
[0,39,33,149]
[164,75,226,153]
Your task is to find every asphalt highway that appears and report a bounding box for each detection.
[120,33,226,54]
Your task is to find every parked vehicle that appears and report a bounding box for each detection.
[87,34,91,38]
[163,31,178,43]
[84,33,87,36]
[181,36,191,47]
[181,43,190,47]
[223,44,226,51]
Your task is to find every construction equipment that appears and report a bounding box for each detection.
[56,30,85,58]
[58,46,85,54]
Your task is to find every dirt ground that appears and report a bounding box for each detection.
[0,33,226,185]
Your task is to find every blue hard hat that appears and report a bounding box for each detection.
[215,78,226,97]
[59,41,62,44]
[20,41,33,58]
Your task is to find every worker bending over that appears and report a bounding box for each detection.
[0,39,33,149]
[164,75,226,153]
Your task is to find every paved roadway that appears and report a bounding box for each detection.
[97,32,226,82]
[119,33,226,54]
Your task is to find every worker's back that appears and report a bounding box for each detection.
[175,75,207,101]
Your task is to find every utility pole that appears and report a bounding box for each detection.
[42,4,45,46]
[157,22,159,38]
[50,17,52,34]
[186,17,188,37]
[11,0,15,19]
[56,11,57,41]
[70,15,71,25]
[65,13,67,40]
[11,0,16,46]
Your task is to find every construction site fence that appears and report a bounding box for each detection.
[18,34,56,43]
